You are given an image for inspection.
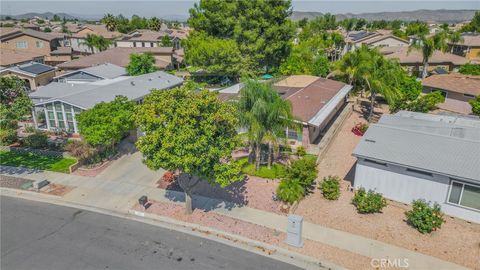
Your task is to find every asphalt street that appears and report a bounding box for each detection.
[1,196,302,270]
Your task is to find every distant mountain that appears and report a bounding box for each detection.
[0,12,80,20]
[291,9,478,23]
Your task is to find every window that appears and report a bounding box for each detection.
[448,181,480,210]
[406,168,433,177]
[287,129,299,141]
[36,41,44,48]
[16,41,27,48]
[464,94,475,99]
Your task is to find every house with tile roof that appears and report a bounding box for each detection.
[68,24,124,54]
[422,74,480,115]
[352,111,480,223]
[342,30,409,55]
[0,62,56,90]
[449,33,480,62]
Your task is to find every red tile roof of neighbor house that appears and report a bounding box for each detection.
[0,49,44,66]
[57,47,175,70]
[422,74,480,96]
[382,46,468,66]
[274,76,349,123]
[450,35,480,47]
[437,98,473,115]
[72,24,123,39]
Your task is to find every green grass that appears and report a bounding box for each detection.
[236,157,287,179]
[0,151,77,173]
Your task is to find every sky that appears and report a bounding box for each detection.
[1,0,479,20]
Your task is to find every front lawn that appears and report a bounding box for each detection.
[236,157,287,179]
[0,151,77,173]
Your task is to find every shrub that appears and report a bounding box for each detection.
[352,123,369,136]
[319,176,341,200]
[406,199,444,234]
[276,179,304,204]
[23,131,48,149]
[238,158,286,179]
[0,128,17,145]
[296,146,306,157]
[352,188,387,213]
[64,140,98,163]
[283,157,317,191]
[162,171,175,183]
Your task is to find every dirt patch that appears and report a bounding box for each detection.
[40,183,74,196]
[295,107,480,269]
[133,200,373,269]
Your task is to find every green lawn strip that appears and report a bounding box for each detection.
[0,151,77,173]
[236,157,286,179]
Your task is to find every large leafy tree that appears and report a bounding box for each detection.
[187,0,294,76]
[0,77,32,145]
[460,11,480,33]
[409,33,448,79]
[135,84,242,214]
[237,80,297,169]
[77,96,135,148]
[390,76,444,113]
[126,52,158,76]
[279,41,329,77]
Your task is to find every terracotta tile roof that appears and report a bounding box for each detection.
[0,27,21,38]
[277,77,348,123]
[123,30,168,42]
[50,47,73,55]
[457,35,480,47]
[422,74,480,96]
[437,98,473,115]
[57,47,174,70]
[364,34,409,45]
[73,24,123,39]
[382,46,468,66]
[0,49,44,66]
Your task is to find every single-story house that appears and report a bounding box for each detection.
[56,47,179,72]
[29,70,183,134]
[0,62,56,90]
[422,74,480,115]
[381,46,469,77]
[449,34,480,62]
[352,111,480,223]
[215,75,353,147]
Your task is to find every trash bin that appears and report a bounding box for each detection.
[285,214,303,247]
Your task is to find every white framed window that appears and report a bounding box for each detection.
[16,41,27,48]
[447,180,480,211]
[36,41,44,48]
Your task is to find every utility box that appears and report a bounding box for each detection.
[285,214,303,247]
[33,180,49,191]
[138,195,148,207]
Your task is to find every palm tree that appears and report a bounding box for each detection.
[237,80,297,170]
[149,17,161,31]
[102,14,117,31]
[409,33,448,79]
[448,31,464,54]
[95,35,113,51]
[81,34,97,54]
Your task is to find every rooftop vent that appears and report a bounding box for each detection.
[365,139,376,143]
[130,81,135,86]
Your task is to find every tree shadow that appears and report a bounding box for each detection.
[162,176,248,212]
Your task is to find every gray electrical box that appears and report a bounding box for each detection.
[285,214,303,247]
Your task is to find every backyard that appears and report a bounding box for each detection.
[0,151,77,173]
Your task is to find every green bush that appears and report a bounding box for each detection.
[0,128,17,145]
[296,146,306,157]
[283,157,317,191]
[406,199,444,234]
[352,188,387,213]
[23,131,48,149]
[276,179,304,204]
[237,157,286,179]
[319,176,341,200]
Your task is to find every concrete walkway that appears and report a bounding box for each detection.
[0,164,469,270]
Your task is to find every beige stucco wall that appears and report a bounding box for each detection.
[466,47,480,61]
[1,35,52,56]
[0,70,55,90]
[369,37,409,48]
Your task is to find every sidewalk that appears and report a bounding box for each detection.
[0,165,470,270]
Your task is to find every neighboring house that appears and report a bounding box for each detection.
[0,48,44,67]
[117,30,169,48]
[449,34,480,62]
[381,46,469,77]
[343,30,409,55]
[30,70,183,134]
[53,63,127,83]
[0,28,71,66]
[0,62,56,90]
[69,24,123,54]
[352,111,480,223]
[422,74,480,115]
[215,75,353,147]
[56,47,179,72]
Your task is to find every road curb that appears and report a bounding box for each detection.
[0,188,345,270]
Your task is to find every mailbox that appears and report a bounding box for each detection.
[138,195,148,207]
[285,214,303,247]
